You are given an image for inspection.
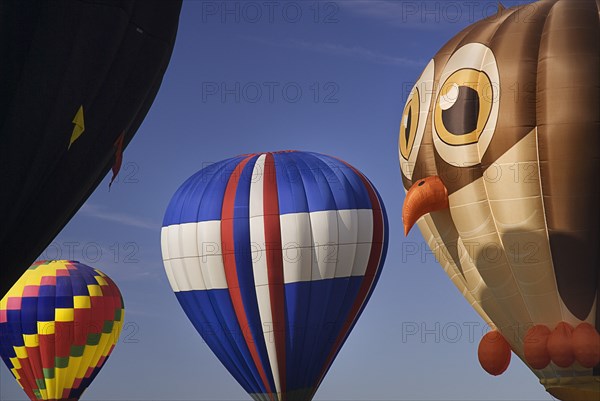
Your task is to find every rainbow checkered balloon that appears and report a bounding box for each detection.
[0,260,124,401]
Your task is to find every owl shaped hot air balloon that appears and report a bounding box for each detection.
[398,0,599,400]
[161,151,388,400]
[0,261,124,401]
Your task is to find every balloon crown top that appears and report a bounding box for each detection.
[236,150,299,157]
[32,259,80,265]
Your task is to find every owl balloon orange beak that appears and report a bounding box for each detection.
[402,176,449,235]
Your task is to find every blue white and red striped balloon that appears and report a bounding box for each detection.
[161,151,388,401]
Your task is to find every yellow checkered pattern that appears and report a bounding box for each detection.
[0,260,124,400]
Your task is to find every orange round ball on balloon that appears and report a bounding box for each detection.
[478,330,511,376]
[572,323,600,368]
[524,325,552,369]
[547,322,575,368]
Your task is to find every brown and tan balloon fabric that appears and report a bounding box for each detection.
[398,0,599,399]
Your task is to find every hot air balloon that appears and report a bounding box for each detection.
[161,151,388,400]
[0,260,125,401]
[398,0,599,400]
[0,1,182,297]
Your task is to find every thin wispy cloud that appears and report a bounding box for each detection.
[79,203,158,231]
[292,39,425,67]
[244,36,424,67]
[343,0,418,27]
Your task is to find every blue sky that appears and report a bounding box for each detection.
[2,1,554,400]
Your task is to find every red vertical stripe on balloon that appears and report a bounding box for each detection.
[25,346,43,384]
[39,333,55,368]
[104,276,124,310]
[90,289,106,337]
[263,153,287,398]
[19,373,37,401]
[17,359,37,400]
[15,357,37,398]
[221,155,274,398]
[55,321,74,358]
[313,163,384,394]
[73,308,92,346]
[62,387,72,399]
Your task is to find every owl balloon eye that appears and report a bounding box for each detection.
[399,89,420,159]
[399,59,435,180]
[433,44,500,167]
[435,69,494,145]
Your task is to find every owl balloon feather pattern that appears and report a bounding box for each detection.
[398,0,599,400]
